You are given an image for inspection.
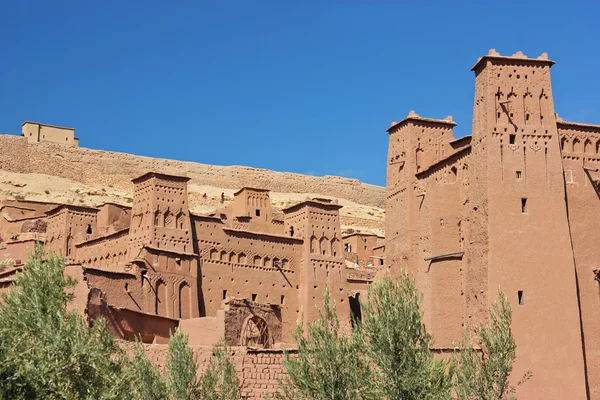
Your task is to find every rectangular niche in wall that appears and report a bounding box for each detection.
[518,290,524,305]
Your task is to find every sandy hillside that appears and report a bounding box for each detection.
[0,171,385,236]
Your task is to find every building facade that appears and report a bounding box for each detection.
[0,173,381,347]
[385,49,600,399]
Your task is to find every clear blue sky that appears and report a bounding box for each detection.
[2,2,599,187]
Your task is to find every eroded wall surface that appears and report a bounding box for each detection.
[143,345,294,399]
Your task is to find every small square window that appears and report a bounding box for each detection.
[509,134,516,144]
[255,209,260,217]
[516,171,522,179]
[252,293,257,301]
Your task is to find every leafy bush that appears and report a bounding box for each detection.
[278,288,375,400]
[0,246,129,399]
[0,247,241,400]
[452,291,531,400]
[360,275,452,400]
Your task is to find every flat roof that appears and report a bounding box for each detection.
[233,187,271,196]
[223,228,304,243]
[95,201,132,209]
[387,111,456,133]
[22,121,75,131]
[131,171,190,184]
[342,232,378,239]
[416,145,472,177]
[282,199,342,213]
[471,50,554,72]
[557,119,600,132]
[449,135,472,146]
[46,204,99,216]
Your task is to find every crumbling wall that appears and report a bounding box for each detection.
[142,344,295,399]
[223,298,282,348]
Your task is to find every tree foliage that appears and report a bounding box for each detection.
[278,288,376,400]
[0,246,129,400]
[199,341,241,400]
[360,275,452,400]
[166,329,202,400]
[0,246,242,400]
[0,246,529,400]
[278,277,529,400]
[452,290,531,400]
[128,341,169,400]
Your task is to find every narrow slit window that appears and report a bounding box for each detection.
[280,295,285,305]
[223,290,227,300]
[521,198,528,213]
[518,290,524,305]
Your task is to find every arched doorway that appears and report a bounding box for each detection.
[240,315,269,348]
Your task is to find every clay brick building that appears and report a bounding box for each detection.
[0,172,381,348]
[21,121,79,147]
[342,232,385,268]
[385,49,600,399]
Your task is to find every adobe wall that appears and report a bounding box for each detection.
[0,200,57,239]
[142,344,294,399]
[342,234,380,267]
[385,115,469,349]
[472,55,585,399]
[412,151,469,350]
[0,135,384,208]
[0,135,30,173]
[192,215,302,343]
[559,121,600,398]
[385,51,589,399]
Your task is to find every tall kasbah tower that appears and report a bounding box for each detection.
[385,112,464,349]
[129,172,193,254]
[385,112,458,278]
[128,172,199,319]
[470,50,586,398]
[283,199,349,328]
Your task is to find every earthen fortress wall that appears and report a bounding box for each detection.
[143,345,292,399]
[0,135,384,208]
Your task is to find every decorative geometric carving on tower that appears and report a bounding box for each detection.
[129,172,193,255]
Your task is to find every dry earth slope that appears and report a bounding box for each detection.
[0,135,385,235]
